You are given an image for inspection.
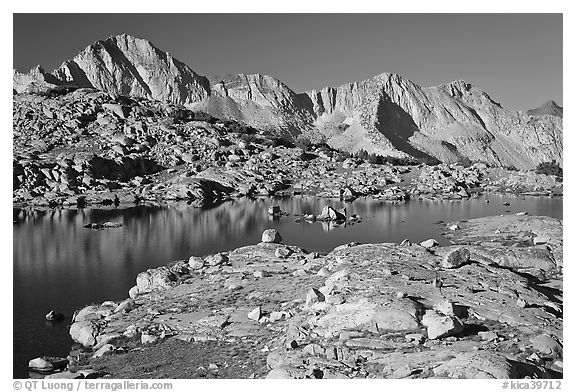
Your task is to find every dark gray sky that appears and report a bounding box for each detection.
[13,13,562,110]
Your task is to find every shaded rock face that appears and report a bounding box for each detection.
[526,101,563,118]
[303,76,563,169]
[198,74,315,138]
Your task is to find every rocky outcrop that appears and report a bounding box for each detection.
[57,217,562,379]
[18,34,210,105]
[13,34,562,169]
[193,73,315,138]
[13,87,563,209]
[303,76,563,169]
[13,66,61,94]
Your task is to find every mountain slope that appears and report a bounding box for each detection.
[192,73,315,138]
[17,34,210,105]
[526,100,563,117]
[301,75,562,168]
[13,34,562,169]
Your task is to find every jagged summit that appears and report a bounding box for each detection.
[527,100,563,118]
[14,33,210,104]
[12,34,562,169]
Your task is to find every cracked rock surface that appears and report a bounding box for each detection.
[52,215,562,379]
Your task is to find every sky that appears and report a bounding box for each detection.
[13,13,562,111]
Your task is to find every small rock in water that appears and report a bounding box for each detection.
[441,247,470,269]
[84,221,123,229]
[318,205,346,221]
[448,224,460,231]
[262,229,282,243]
[420,239,438,249]
[29,356,68,372]
[516,211,528,216]
[268,205,281,215]
[45,310,65,321]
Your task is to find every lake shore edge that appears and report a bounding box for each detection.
[30,213,563,379]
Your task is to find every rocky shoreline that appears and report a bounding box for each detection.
[29,213,562,379]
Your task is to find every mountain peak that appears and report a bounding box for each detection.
[99,33,152,45]
[12,34,562,170]
[527,100,563,117]
[46,33,210,104]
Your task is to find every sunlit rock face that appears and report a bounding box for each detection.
[20,34,210,105]
[13,34,562,169]
[302,75,563,169]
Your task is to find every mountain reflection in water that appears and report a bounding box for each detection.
[13,195,562,378]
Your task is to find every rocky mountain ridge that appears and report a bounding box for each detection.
[527,100,563,118]
[13,34,563,169]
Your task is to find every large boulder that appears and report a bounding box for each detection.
[433,352,520,378]
[441,247,470,269]
[318,206,346,221]
[261,229,282,243]
[69,320,99,347]
[422,310,463,339]
[136,267,178,293]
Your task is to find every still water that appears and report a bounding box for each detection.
[13,194,562,378]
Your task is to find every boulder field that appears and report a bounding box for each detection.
[13,89,562,211]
